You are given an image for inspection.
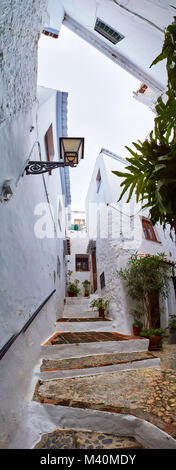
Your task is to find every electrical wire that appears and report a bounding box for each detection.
[107,202,142,218]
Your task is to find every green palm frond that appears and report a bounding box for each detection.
[112,17,176,231]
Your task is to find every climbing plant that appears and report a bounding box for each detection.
[112,17,176,231]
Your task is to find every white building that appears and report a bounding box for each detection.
[0,85,71,445]
[85,148,176,333]
[44,0,174,111]
[66,210,91,296]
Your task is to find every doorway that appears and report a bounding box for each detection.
[92,250,97,293]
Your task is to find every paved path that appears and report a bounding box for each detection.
[32,297,176,448]
[34,429,143,449]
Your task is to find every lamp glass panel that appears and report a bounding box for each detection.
[62,138,81,152]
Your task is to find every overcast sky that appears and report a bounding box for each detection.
[38,25,155,211]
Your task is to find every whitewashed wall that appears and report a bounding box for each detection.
[86,150,176,332]
[0,1,69,446]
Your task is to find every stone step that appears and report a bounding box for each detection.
[65,294,98,304]
[40,351,157,371]
[53,320,118,334]
[37,351,160,380]
[41,331,149,359]
[57,317,112,322]
[65,297,91,305]
[32,364,176,443]
[43,331,147,345]
[63,305,95,317]
[34,428,143,449]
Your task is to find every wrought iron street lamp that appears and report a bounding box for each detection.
[25,137,84,175]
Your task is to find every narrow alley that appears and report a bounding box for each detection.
[1,0,176,459]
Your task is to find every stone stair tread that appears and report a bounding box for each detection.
[57,317,112,322]
[34,429,143,449]
[40,351,155,372]
[33,366,176,441]
[43,331,144,346]
[62,311,98,318]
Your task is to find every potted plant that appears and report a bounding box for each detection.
[130,308,143,336]
[82,280,91,297]
[168,314,176,344]
[118,253,171,329]
[68,281,80,297]
[67,271,80,297]
[140,328,166,351]
[90,298,109,318]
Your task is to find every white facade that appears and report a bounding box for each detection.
[66,211,91,296]
[46,0,174,110]
[85,148,176,333]
[0,85,71,447]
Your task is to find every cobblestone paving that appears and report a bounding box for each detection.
[153,342,176,371]
[40,351,155,371]
[34,430,143,449]
[34,343,176,439]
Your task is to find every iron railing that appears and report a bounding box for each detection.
[0,289,56,360]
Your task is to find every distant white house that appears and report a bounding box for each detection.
[85,148,176,334]
[66,210,91,297]
[45,0,174,111]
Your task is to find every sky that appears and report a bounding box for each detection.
[38,25,155,211]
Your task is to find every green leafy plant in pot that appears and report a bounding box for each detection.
[90,298,109,318]
[118,252,171,329]
[139,328,166,351]
[82,280,91,297]
[67,271,80,297]
[68,281,80,297]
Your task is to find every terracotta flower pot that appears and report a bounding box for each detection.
[68,292,74,297]
[99,308,105,318]
[149,335,162,351]
[133,326,142,336]
[85,292,89,297]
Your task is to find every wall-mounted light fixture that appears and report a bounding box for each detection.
[25,137,84,175]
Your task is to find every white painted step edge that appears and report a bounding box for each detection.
[36,357,161,381]
[41,339,150,359]
[22,402,176,449]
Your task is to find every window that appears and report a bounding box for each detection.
[142,218,158,242]
[76,255,89,272]
[95,18,124,45]
[100,272,105,289]
[96,169,101,193]
[45,124,55,174]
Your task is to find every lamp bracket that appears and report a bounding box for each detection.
[25,161,76,175]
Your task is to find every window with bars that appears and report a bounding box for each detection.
[75,255,89,272]
[94,18,124,45]
[142,218,158,242]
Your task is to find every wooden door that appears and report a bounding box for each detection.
[92,251,97,292]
